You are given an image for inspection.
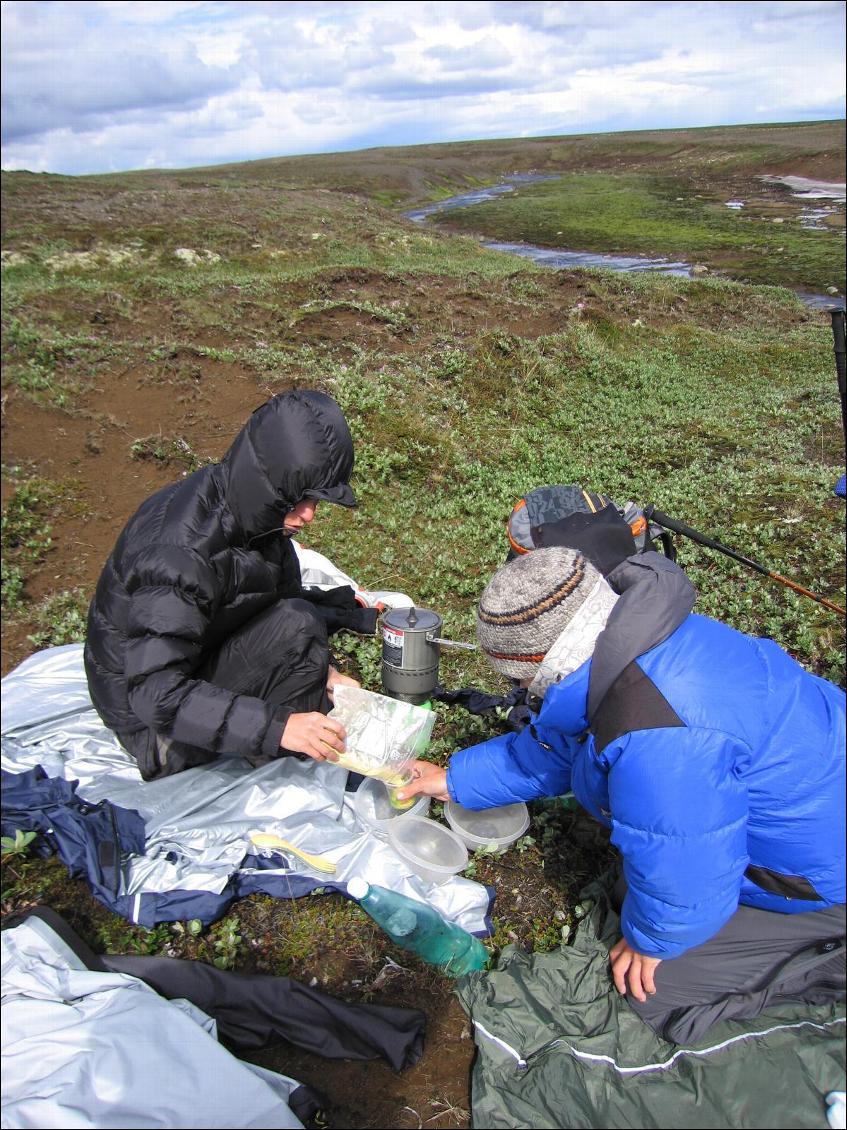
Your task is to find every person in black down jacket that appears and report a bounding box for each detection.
[84,389,361,780]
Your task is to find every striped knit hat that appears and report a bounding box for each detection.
[476,546,601,679]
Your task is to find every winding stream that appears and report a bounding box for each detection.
[405,176,845,308]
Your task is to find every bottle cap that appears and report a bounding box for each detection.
[347,877,369,900]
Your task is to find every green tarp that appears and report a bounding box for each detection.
[457,890,845,1129]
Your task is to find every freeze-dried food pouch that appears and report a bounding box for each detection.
[328,685,435,783]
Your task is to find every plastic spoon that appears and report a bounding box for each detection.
[250,833,337,874]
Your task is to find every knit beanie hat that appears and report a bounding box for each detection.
[476,546,602,680]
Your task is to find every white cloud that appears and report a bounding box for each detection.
[424,37,513,74]
[1,0,844,174]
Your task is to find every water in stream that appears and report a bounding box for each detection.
[760,176,846,231]
[405,176,844,308]
[403,175,559,224]
[482,241,693,277]
[405,175,694,278]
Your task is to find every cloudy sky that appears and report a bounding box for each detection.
[2,0,845,176]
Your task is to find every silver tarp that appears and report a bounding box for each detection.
[1,644,491,933]
[1,913,306,1129]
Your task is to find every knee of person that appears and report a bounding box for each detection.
[274,597,328,642]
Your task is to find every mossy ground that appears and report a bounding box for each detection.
[1,121,845,1127]
[431,169,845,292]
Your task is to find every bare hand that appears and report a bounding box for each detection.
[395,760,450,803]
[609,937,662,1002]
[281,713,347,761]
[326,665,360,703]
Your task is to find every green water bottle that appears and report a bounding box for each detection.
[347,878,488,977]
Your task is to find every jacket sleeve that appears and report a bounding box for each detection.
[122,545,286,761]
[447,718,574,809]
[607,726,750,959]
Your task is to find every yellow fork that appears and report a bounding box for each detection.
[249,832,337,875]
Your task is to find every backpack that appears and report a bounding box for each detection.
[506,484,676,574]
[434,486,680,728]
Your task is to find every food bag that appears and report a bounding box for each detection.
[328,685,435,784]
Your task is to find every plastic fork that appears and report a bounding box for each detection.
[250,833,337,874]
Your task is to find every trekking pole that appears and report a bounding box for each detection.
[831,307,846,445]
[643,505,846,617]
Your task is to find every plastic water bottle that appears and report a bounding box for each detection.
[347,878,488,977]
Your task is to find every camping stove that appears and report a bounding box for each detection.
[380,606,476,704]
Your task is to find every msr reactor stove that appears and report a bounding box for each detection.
[380,606,475,704]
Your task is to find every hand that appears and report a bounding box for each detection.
[395,760,450,803]
[326,665,360,702]
[281,712,347,761]
[608,937,662,1002]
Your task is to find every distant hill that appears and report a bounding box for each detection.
[3,119,844,207]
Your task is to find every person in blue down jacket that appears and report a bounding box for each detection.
[84,389,363,780]
[398,545,846,1044]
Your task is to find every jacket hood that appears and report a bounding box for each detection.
[587,552,697,720]
[220,390,355,540]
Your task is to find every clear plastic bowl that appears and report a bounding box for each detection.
[444,800,530,855]
[353,776,431,838]
[387,816,469,885]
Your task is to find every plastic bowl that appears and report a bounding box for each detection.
[354,776,430,838]
[444,800,530,855]
[387,816,469,885]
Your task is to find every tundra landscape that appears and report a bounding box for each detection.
[2,119,845,1128]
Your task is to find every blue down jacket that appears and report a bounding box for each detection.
[448,606,846,960]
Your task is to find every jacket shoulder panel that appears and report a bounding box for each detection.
[592,660,685,754]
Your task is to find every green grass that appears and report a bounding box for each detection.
[1,473,61,613]
[3,253,843,687]
[26,589,89,649]
[288,284,845,687]
[429,171,845,292]
[1,470,88,627]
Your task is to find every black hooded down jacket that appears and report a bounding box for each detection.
[84,390,355,777]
